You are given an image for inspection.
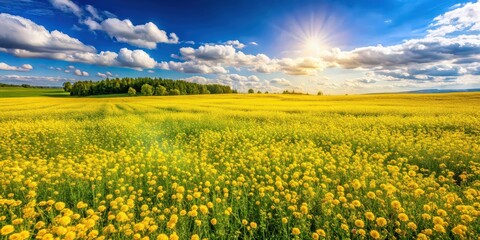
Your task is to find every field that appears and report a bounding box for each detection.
[0,92,479,240]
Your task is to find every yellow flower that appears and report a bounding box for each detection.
[58,216,71,226]
[1,225,14,235]
[355,220,364,228]
[65,232,76,240]
[370,230,380,239]
[210,218,217,225]
[190,234,199,240]
[398,213,409,222]
[157,234,169,240]
[407,222,417,230]
[55,226,68,235]
[282,218,288,224]
[19,231,30,239]
[8,233,22,240]
[316,229,326,237]
[116,212,129,222]
[391,200,401,209]
[433,224,445,233]
[362,211,374,220]
[54,202,66,211]
[199,205,208,214]
[169,232,179,240]
[452,225,467,236]
[376,217,387,227]
[292,227,301,235]
[12,219,23,225]
[250,222,257,229]
[367,192,376,199]
[134,223,145,232]
[416,233,428,240]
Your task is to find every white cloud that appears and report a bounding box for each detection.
[0,13,96,54]
[224,40,245,49]
[269,78,291,87]
[117,48,157,69]
[84,18,179,49]
[249,42,258,46]
[0,14,159,70]
[428,1,480,37]
[168,44,324,75]
[49,0,82,17]
[184,76,209,84]
[85,4,102,20]
[97,72,107,78]
[0,62,33,71]
[73,69,89,76]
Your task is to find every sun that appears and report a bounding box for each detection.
[278,12,344,57]
[303,36,325,54]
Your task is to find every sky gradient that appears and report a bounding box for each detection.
[0,0,479,93]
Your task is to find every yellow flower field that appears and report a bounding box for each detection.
[0,93,479,239]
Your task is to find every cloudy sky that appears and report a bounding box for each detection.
[0,0,479,93]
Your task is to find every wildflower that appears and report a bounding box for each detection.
[370,230,380,239]
[1,225,14,235]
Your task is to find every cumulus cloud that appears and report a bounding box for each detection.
[0,62,33,71]
[0,14,159,70]
[48,1,180,49]
[223,40,245,49]
[324,35,480,69]
[427,1,480,37]
[0,13,96,54]
[166,44,324,75]
[84,18,179,49]
[73,69,89,76]
[49,0,82,17]
[320,1,480,86]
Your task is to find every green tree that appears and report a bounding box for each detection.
[141,84,154,96]
[154,85,167,96]
[317,91,324,96]
[63,82,72,92]
[169,89,181,95]
[257,91,262,94]
[248,89,254,94]
[128,87,136,96]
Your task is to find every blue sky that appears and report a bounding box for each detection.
[0,0,479,93]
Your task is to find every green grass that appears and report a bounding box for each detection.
[0,87,69,98]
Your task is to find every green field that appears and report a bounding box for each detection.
[0,89,479,239]
[0,87,69,98]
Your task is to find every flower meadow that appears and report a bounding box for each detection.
[0,93,479,240]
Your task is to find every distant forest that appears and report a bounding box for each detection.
[65,78,236,96]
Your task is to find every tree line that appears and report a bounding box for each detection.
[64,77,236,96]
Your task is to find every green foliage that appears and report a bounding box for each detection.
[63,82,72,92]
[169,89,181,95]
[154,85,167,96]
[141,84,154,96]
[128,87,136,96]
[248,89,254,94]
[317,91,324,96]
[69,77,234,96]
